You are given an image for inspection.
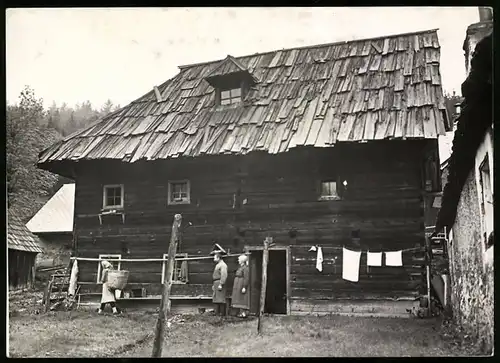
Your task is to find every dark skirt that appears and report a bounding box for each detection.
[231,276,250,309]
[212,280,227,304]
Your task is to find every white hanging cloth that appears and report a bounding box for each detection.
[385,250,403,266]
[316,247,323,272]
[309,246,317,252]
[367,251,382,267]
[68,260,79,296]
[342,247,361,282]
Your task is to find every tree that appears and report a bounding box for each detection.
[101,99,114,115]
[7,86,63,222]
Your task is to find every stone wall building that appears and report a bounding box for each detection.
[435,7,493,354]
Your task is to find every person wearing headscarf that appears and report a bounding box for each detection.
[231,254,250,318]
[98,260,121,315]
[211,244,228,316]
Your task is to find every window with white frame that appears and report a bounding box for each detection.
[168,180,190,205]
[220,87,241,105]
[479,154,493,249]
[103,184,124,209]
[319,180,342,200]
[96,254,122,283]
[161,253,188,284]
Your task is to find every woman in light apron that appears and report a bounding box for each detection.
[98,260,121,315]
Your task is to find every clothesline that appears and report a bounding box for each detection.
[310,246,426,253]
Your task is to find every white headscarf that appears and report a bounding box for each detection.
[238,254,248,265]
[101,260,112,269]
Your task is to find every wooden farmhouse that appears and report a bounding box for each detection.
[37,29,451,315]
[27,183,75,270]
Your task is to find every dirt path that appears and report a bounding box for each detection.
[124,314,468,357]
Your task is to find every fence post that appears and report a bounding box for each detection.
[257,236,271,334]
[152,214,182,358]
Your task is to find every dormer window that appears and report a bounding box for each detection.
[220,87,242,105]
[204,55,258,107]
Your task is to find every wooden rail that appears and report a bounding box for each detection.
[70,254,250,263]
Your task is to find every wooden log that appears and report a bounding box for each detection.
[257,236,271,334]
[425,234,432,317]
[44,277,54,313]
[152,214,182,358]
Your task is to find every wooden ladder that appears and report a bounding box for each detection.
[43,272,71,312]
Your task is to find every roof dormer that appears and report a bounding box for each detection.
[204,55,258,106]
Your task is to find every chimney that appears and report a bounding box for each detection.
[464,7,493,75]
[478,7,493,22]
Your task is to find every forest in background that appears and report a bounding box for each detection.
[7,86,120,222]
[6,85,462,224]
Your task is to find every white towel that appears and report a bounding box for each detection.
[367,252,382,267]
[316,247,323,272]
[342,248,361,282]
[309,246,317,252]
[385,250,403,266]
[68,260,79,296]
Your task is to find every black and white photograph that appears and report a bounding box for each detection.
[6,6,493,357]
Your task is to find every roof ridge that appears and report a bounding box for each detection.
[178,28,439,70]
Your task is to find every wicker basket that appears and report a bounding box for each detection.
[106,270,130,290]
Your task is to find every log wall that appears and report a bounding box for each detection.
[72,140,430,305]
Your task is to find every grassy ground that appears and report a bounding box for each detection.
[126,314,471,357]
[9,290,479,358]
[8,310,157,358]
[8,289,156,358]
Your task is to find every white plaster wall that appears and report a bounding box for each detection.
[474,127,494,267]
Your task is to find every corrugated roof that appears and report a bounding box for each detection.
[26,183,75,234]
[38,29,448,166]
[8,215,44,253]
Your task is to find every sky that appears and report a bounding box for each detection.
[7,7,479,110]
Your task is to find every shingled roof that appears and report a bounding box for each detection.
[38,29,449,168]
[8,215,44,253]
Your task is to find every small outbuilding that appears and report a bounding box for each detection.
[8,215,45,290]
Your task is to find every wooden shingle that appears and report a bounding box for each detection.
[39,29,448,166]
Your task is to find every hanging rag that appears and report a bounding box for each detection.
[367,251,382,267]
[342,247,361,282]
[316,247,323,272]
[385,250,403,266]
[179,260,189,283]
[68,260,79,296]
[309,246,317,252]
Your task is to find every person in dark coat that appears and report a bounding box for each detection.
[231,254,250,318]
[210,244,228,316]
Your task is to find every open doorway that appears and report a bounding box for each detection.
[248,248,289,315]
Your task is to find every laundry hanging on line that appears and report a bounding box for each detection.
[367,251,383,267]
[316,246,323,272]
[342,247,361,282]
[385,250,403,266]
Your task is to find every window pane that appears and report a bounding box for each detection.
[221,98,230,105]
[321,181,337,197]
[221,90,230,99]
[107,196,115,206]
[231,88,241,97]
[330,182,337,196]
